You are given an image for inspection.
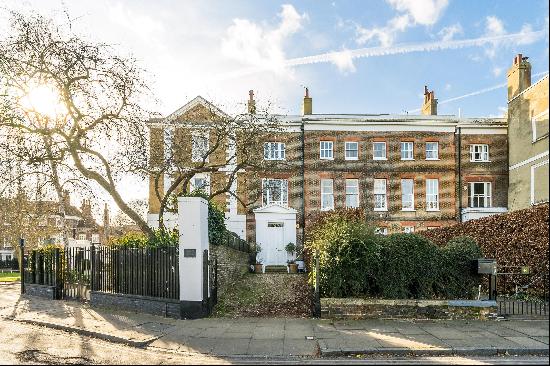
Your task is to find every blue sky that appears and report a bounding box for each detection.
[2,0,548,118]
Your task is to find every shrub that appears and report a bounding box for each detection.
[305,212,381,298]
[437,236,482,299]
[378,234,440,299]
[109,229,178,248]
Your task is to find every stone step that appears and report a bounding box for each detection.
[264,265,288,273]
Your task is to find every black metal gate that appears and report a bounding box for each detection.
[203,250,218,311]
[62,247,91,301]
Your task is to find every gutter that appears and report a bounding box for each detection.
[300,120,306,240]
[457,126,463,223]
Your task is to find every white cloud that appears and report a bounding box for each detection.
[221,4,307,74]
[387,0,449,26]
[355,0,449,47]
[438,23,463,41]
[492,66,503,77]
[329,49,356,74]
[445,83,452,91]
[483,16,541,59]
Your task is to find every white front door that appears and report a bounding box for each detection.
[265,222,286,265]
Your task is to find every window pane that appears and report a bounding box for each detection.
[401,142,413,159]
[345,142,358,159]
[346,179,359,208]
[373,142,386,159]
[426,142,438,159]
[321,179,334,210]
[401,179,414,209]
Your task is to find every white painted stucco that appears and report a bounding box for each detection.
[178,197,209,302]
[253,204,297,266]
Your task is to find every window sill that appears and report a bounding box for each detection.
[470,160,491,163]
[345,157,359,161]
[264,158,286,161]
[373,158,387,161]
[426,209,440,212]
[320,157,334,161]
[401,158,415,161]
[320,207,334,212]
[401,209,416,212]
[426,158,440,161]
[373,208,388,212]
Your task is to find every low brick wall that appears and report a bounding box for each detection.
[25,284,58,300]
[321,298,497,320]
[210,245,249,295]
[90,291,181,319]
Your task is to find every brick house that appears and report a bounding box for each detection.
[147,87,508,266]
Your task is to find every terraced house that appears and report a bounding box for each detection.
[148,81,514,267]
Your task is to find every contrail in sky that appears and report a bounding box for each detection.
[217,28,547,80]
[408,71,549,113]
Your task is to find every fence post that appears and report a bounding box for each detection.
[178,196,210,319]
[90,242,95,292]
[19,238,25,294]
[53,248,61,300]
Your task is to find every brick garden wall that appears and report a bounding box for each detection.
[210,245,249,295]
[421,203,549,295]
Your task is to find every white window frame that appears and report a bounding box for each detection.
[403,226,415,234]
[345,179,359,208]
[426,179,440,211]
[319,141,334,160]
[78,234,87,241]
[400,141,414,160]
[531,159,549,205]
[469,144,490,162]
[344,141,359,160]
[263,142,286,161]
[191,131,209,163]
[321,179,334,211]
[91,234,100,244]
[426,142,439,160]
[469,182,492,208]
[532,109,549,143]
[373,142,387,160]
[190,173,211,195]
[375,227,388,235]
[373,178,387,211]
[401,179,415,211]
[262,179,289,207]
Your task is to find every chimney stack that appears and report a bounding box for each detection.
[507,53,531,101]
[302,87,312,115]
[247,90,256,114]
[421,85,438,116]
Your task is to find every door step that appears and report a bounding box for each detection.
[264,265,288,273]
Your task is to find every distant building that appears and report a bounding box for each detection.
[0,192,106,251]
[507,54,549,211]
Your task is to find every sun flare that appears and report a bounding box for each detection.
[21,83,65,118]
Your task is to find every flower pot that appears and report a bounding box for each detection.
[254,264,263,273]
[288,263,298,274]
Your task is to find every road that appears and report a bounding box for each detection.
[0,317,548,365]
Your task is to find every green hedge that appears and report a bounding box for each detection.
[306,213,482,300]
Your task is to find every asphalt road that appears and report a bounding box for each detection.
[0,317,548,365]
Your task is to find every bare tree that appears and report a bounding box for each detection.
[149,102,287,229]
[0,11,155,236]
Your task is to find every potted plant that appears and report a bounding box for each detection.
[285,242,298,274]
[253,243,263,273]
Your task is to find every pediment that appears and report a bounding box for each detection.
[253,203,298,214]
[165,96,230,123]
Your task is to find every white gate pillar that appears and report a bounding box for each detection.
[178,196,210,318]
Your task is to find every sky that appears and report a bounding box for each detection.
[1,0,549,218]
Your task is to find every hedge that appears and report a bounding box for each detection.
[421,203,549,296]
[305,210,483,300]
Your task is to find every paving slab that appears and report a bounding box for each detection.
[248,339,284,356]
[212,338,251,356]
[504,336,549,348]
[282,338,318,356]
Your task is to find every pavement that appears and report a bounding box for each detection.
[0,283,548,359]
